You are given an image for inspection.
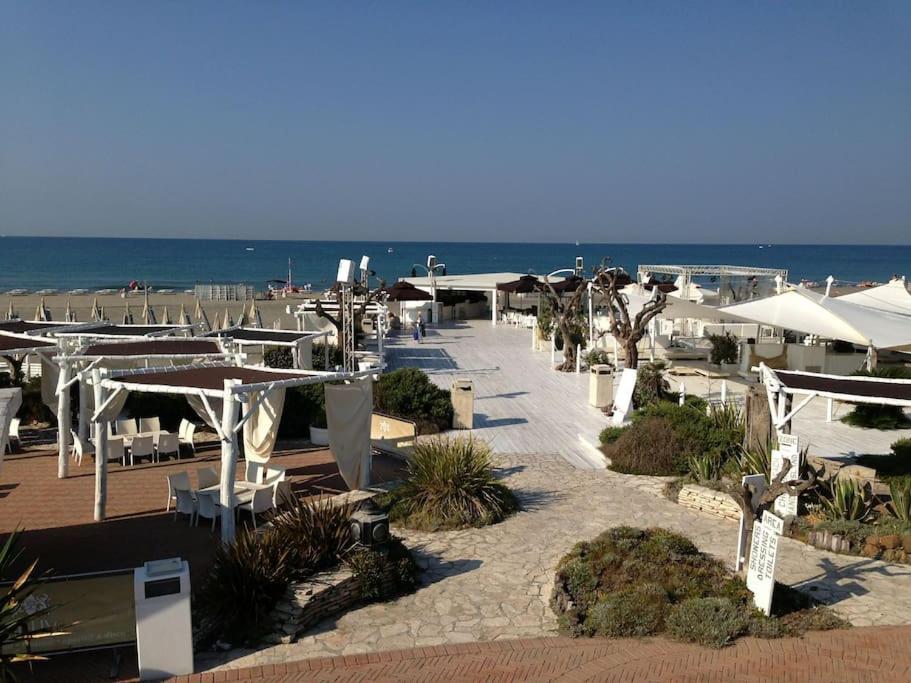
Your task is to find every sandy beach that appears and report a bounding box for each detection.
[3,291,318,330]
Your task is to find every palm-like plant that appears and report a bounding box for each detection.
[388,437,517,530]
[1,531,53,682]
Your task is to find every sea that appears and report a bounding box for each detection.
[0,236,908,292]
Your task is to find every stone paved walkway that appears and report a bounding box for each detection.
[199,454,911,674]
[175,627,911,682]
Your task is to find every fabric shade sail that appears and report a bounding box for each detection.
[383,281,434,301]
[721,286,911,351]
[618,286,751,321]
[242,387,286,464]
[836,278,911,316]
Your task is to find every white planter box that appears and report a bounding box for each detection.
[309,425,329,446]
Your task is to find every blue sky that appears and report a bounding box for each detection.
[1,1,909,243]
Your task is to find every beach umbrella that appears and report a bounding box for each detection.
[90,297,102,321]
[34,297,51,322]
[382,281,433,301]
[64,298,77,322]
[236,306,248,327]
[141,290,157,324]
[548,275,586,294]
[99,305,106,321]
[249,299,263,328]
[194,299,211,332]
[223,306,234,330]
[496,275,542,294]
[6,298,16,321]
[160,306,171,325]
[177,302,191,325]
[123,300,134,325]
[212,312,221,331]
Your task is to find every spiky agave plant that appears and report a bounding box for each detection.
[1,531,54,682]
[887,481,911,523]
[819,478,874,522]
[390,437,517,530]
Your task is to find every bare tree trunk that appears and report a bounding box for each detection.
[624,340,639,369]
[557,319,576,371]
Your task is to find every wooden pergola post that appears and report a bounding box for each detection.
[219,379,242,544]
[92,367,109,522]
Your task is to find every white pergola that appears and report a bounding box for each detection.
[94,361,378,542]
[757,363,911,433]
[205,326,330,369]
[51,337,235,478]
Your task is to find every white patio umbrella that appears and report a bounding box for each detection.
[177,302,191,325]
[141,290,157,324]
[6,298,16,321]
[34,297,50,321]
[160,306,171,325]
[90,297,102,321]
[249,299,263,328]
[64,298,77,322]
[123,299,134,325]
[194,299,211,332]
[837,277,911,316]
[222,306,234,330]
[212,311,222,331]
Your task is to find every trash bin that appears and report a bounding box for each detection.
[451,379,474,429]
[134,558,193,680]
[589,364,614,408]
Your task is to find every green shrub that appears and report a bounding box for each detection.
[633,361,670,407]
[708,332,739,365]
[195,528,294,645]
[667,597,747,648]
[893,438,911,459]
[605,417,682,475]
[818,478,874,522]
[841,367,911,429]
[598,426,626,445]
[373,368,453,434]
[688,452,723,482]
[264,346,294,369]
[271,496,354,573]
[345,537,418,601]
[637,401,743,466]
[380,437,517,531]
[584,348,612,368]
[583,583,668,637]
[265,344,344,371]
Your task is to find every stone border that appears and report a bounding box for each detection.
[676,483,741,521]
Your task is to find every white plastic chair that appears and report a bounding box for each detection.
[263,466,287,507]
[174,488,196,523]
[238,487,273,529]
[166,471,191,511]
[196,493,220,531]
[8,418,21,451]
[69,430,94,466]
[139,417,161,433]
[196,466,218,490]
[156,433,180,461]
[178,420,196,455]
[129,435,154,466]
[116,418,138,436]
[244,460,264,484]
[108,438,126,466]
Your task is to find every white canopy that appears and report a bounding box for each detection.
[618,286,750,322]
[721,286,911,351]
[836,278,911,316]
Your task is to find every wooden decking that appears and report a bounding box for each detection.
[386,320,610,468]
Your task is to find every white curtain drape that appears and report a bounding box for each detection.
[325,379,373,490]
[40,355,60,416]
[242,387,286,463]
[295,339,313,370]
[187,394,224,431]
[93,387,130,422]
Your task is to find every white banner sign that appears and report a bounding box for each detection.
[747,519,780,615]
[762,510,785,536]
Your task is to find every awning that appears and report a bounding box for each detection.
[206,327,326,345]
[56,324,193,338]
[0,332,57,355]
[79,338,224,358]
[721,286,911,350]
[618,286,750,322]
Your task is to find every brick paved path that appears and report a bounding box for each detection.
[168,628,911,682]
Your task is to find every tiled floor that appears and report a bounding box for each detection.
[0,440,403,581]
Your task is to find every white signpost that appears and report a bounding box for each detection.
[746,517,781,615]
[771,434,801,517]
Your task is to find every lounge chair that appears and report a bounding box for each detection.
[238,487,273,529]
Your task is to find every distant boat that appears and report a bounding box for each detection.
[246,247,255,251]
[575,241,580,246]
[387,247,394,253]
